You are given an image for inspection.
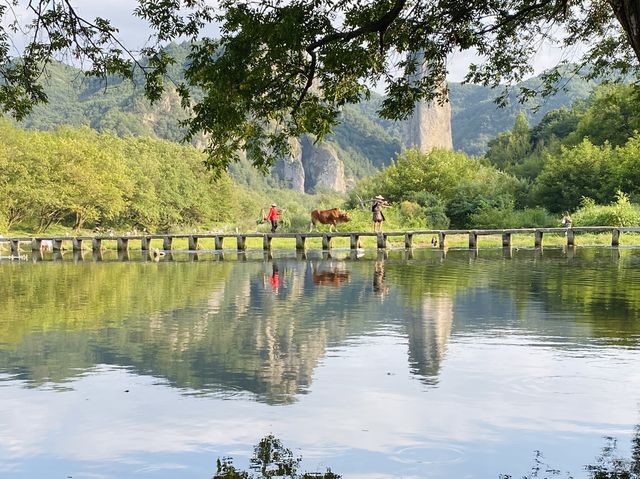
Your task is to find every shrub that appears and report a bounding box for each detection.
[533,139,617,213]
[351,148,519,227]
[399,201,427,229]
[404,191,449,228]
[572,191,640,226]
[470,207,556,228]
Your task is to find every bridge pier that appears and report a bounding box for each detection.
[350,234,360,250]
[237,235,247,251]
[534,230,543,248]
[263,235,272,251]
[72,238,83,251]
[612,228,620,246]
[10,239,20,256]
[322,234,331,250]
[141,236,150,251]
[214,236,224,250]
[438,232,447,249]
[376,233,387,249]
[53,239,63,251]
[92,238,102,251]
[188,235,199,250]
[566,229,575,247]
[469,231,478,249]
[117,238,129,252]
[31,239,41,251]
[404,233,413,249]
[502,232,511,248]
[295,234,306,251]
[163,236,173,250]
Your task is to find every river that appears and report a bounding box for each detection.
[1,247,639,478]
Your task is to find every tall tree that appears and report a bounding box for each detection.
[485,112,533,172]
[1,0,639,173]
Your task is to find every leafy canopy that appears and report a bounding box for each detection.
[1,0,639,174]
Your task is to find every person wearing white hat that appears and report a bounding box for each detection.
[267,203,281,232]
[372,195,389,232]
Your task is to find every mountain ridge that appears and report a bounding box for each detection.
[13,43,598,188]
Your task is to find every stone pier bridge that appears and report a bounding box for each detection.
[2,227,639,258]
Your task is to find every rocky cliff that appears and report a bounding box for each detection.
[272,139,306,193]
[301,138,346,193]
[404,88,454,152]
[274,137,347,193]
[403,51,453,152]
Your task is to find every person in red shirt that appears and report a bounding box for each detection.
[267,203,281,232]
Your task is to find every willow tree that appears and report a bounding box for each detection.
[0,0,638,174]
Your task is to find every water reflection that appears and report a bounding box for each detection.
[1,248,640,478]
[2,249,640,400]
[406,295,453,385]
[16,244,635,266]
[312,262,351,287]
[268,261,281,292]
[373,260,388,297]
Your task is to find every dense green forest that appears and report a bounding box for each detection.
[0,119,352,234]
[0,121,270,233]
[1,44,638,233]
[351,83,640,229]
[14,43,598,181]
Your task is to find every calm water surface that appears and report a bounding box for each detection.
[1,247,640,478]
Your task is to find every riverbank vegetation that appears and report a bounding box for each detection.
[350,83,640,230]
[1,83,640,235]
[0,119,343,235]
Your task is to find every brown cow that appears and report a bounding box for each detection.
[310,208,350,232]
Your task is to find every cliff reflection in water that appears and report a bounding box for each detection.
[1,248,640,403]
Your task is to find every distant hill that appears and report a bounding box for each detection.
[448,72,598,156]
[15,42,598,179]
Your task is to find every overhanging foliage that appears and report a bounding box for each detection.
[0,0,639,174]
